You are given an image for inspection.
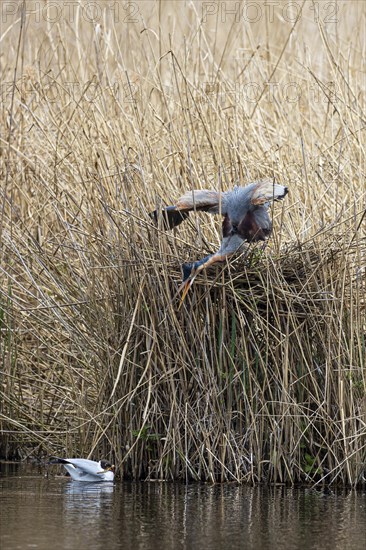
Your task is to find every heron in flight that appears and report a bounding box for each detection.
[49,457,115,482]
[151,179,288,300]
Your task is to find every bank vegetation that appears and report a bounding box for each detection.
[0,1,365,486]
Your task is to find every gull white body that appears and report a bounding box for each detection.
[50,457,115,482]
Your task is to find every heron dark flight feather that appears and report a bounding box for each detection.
[151,179,288,300]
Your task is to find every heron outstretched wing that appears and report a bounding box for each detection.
[151,189,226,230]
[250,179,288,205]
[175,189,226,214]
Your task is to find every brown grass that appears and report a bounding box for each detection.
[0,0,365,485]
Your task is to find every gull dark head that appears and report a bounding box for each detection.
[100,460,115,472]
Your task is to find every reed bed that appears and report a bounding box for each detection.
[0,0,365,485]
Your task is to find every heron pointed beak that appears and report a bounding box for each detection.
[177,255,215,308]
[178,279,194,308]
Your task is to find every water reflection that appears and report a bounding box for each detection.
[64,481,115,496]
[0,463,365,550]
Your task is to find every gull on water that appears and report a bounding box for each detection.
[49,457,115,482]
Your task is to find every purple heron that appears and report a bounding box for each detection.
[151,179,288,300]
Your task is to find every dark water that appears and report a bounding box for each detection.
[0,463,365,550]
